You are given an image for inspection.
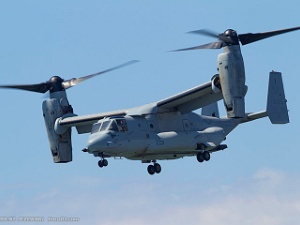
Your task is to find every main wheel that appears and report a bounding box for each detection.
[102,159,108,167]
[197,153,204,163]
[154,163,161,174]
[147,165,155,175]
[98,160,104,168]
[203,151,210,161]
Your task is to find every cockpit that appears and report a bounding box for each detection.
[91,117,128,134]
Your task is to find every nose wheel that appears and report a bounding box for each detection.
[98,159,108,168]
[147,162,161,175]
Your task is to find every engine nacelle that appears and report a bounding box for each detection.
[42,97,73,163]
[211,74,222,93]
[218,45,247,118]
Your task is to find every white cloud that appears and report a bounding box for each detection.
[1,168,300,225]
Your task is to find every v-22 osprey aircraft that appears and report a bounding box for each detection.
[1,26,299,175]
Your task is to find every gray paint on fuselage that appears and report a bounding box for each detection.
[87,111,240,161]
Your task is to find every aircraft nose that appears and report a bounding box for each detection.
[87,133,116,152]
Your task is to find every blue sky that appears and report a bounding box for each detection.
[1,1,300,224]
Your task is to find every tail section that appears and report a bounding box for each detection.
[266,71,289,124]
[243,71,289,124]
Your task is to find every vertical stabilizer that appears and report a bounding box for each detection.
[267,71,289,124]
[201,102,219,118]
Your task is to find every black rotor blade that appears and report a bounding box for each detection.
[238,26,300,45]
[188,29,233,44]
[0,82,50,94]
[188,29,220,39]
[172,41,224,51]
[62,60,139,89]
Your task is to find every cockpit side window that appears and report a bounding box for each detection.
[116,119,128,132]
[108,121,118,132]
[91,123,101,134]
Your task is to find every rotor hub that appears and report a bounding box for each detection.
[49,76,63,84]
[49,76,65,93]
[223,29,239,45]
[224,29,236,36]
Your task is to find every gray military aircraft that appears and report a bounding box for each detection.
[1,26,299,175]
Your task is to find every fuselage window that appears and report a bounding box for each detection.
[116,119,128,132]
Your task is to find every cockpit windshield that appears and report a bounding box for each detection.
[91,118,128,134]
[100,121,110,131]
[91,123,101,134]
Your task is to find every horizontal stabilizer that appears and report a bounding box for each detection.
[267,71,289,124]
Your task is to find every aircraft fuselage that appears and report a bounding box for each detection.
[87,112,239,161]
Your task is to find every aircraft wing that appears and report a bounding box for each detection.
[156,81,223,114]
[59,81,223,134]
[59,110,126,134]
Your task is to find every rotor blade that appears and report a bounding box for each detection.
[172,41,224,51]
[0,82,50,93]
[238,26,300,45]
[188,29,220,39]
[188,29,233,44]
[62,60,139,89]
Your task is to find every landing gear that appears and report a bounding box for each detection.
[98,159,108,168]
[147,162,161,175]
[147,165,155,175]
[95,152,109,169]
[197,151,210,163]
[197,153,204,162]
[203,151,211,161]
[154,163,161,173]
